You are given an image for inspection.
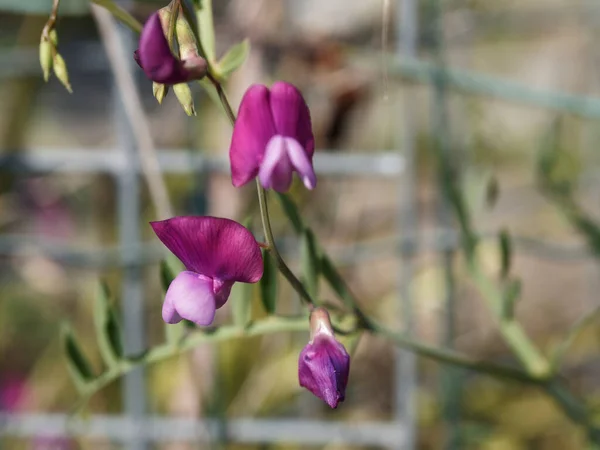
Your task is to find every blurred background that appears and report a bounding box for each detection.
[1,0,600,449]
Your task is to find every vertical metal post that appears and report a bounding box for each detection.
[113,7,147,450]
[427,1,462,448]
[396,1,418,448]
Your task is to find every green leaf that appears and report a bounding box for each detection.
[260,249,277,314]
[320,254,355,309]
[94,283,124,368]
[275,193,304,234]
[499,228,512,279]
[501,278,521,320]
[300,229,320,300]
[485,175,499,209]
[196,0,216,63]
[61,323,94,393]
[231,281,253,328]
[216,39,250,80]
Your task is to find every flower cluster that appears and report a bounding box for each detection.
[139,10,349,408]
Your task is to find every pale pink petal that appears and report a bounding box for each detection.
[269,81,315,158]
[229,85,276,187]
[285,138,317,190]
[258,135,293,192]
[150,216,263,283]
[165,271,217,326]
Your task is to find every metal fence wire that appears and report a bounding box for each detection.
[1,0,600,448]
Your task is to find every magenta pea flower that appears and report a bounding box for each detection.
[150,216,263,326]
[229,82,316,192]
[298,308,350,408]
[134,12,207,85]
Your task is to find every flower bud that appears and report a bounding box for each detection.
[39,38,53,82]
[298,307,350,408]
[173,83,196,116]
[52,53,72,93]
[153,82,169,104]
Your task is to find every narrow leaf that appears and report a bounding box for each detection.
[61,323,94,393]
[216,39,250,79]
[260,249,277,314]
[231,281,253,328]
[499,228,512,279]
[160,255,183,293]
[275,193,304,234]
[94,283,124,367]
[501,278,522,320]
[320,254,355,309]
[300,229,320,300]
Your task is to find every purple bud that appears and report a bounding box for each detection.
[298,308,350,408]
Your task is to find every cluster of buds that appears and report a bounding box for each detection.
[133,5,208,115]
[39,23,72,93]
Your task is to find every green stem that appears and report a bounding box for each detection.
[74,314,545,410]
[469,262,550,377]
[91,0,142,33]
[256,181,316,308]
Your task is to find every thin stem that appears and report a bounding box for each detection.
[91,0,143,33]
[207,72,236,125]
[256,181,315,308]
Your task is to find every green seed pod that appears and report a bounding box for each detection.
[39,38,53,82]
[153,82,169,104]
[53,53,73,93]
[49,29,58,46]
[173,83,196,116]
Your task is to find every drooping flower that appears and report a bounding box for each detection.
[135,11,207,85]
[151,216,263,326]
[229,82,316,192]
[298,307,350,408]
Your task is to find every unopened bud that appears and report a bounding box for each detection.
[153,82,169,104]
[52,53,72,93]
[176,16,200,61]
[49,29,58,46]
[173,83,196,116]
[39,38,53,82]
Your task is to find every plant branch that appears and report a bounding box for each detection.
[256,182,316,308]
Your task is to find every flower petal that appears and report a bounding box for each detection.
[229,85,277,187]
[298,334,350,409]
[137,12,190,84]
[165,271,217,325]
[258,135,293,192]
[285,137,317,190]
[151,216,264,283]
[270,81,315,158]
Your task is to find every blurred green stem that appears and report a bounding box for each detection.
[91,0,142,33]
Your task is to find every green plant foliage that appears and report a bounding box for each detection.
[501,278,521,321]
[499,228,512,280]
[275,193,304,234]
[260,249,278,314]
[231,282,253,328]
[300,228,320,300]
[320,255,354,309]
[216,39,250,80]
[61,323,94,393]
[94,283,124,368]
[195,0,215,63]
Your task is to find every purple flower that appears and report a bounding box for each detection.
[151,216,263,326]
[298,308,350,408]
[229,82,316,192]
[135,12,207,84]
